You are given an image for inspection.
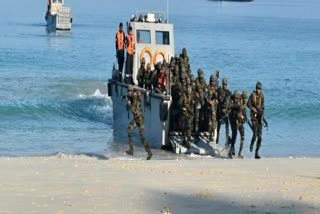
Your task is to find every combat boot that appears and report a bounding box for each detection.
[216,133,220,144]
[182,139,190,149]
[255,151,261,159]
[195,133,200,143]
[228,145,234,159]
[232,146,235,156]
[238,140,244,159]
[126,144,134,156]
[250,141,254,152]
[209,136,213,142]
[145,145,152,160]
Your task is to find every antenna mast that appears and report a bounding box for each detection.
[166,0,169,22]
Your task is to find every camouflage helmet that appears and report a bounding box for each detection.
[256,81,262,90]
[170,57,176,67]
[241,90,248,99]
[210,74,215,81]
[156,62,162,70]
[222,78,228,85]
[197,68,204,75]
[233,90,241,99]
[182,48,187,55]
[141,57,146,64]
[128,85,134,92]
[190,74,195,82]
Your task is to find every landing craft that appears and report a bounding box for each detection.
[45,0,72,31]
[108,12,229,157]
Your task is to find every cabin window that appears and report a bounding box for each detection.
[137,30,151,44]
[156,31,170,45]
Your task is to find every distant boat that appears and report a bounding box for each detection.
[45,0,72,31]
[208,0,254,2]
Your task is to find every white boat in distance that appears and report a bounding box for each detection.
[45,0,72,31]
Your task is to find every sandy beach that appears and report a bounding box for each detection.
[0,156,319,213]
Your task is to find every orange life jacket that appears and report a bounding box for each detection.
[157,72,167,90]
[126,33,135,55]
[116,31,125,50]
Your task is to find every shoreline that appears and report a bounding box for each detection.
[0,157,319,213]
[0,151,319,160]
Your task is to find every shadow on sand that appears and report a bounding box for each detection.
[145,189,319,214]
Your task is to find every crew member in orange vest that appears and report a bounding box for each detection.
[157,64,168,93]
[125,26,135,84]
[115,22,125,81]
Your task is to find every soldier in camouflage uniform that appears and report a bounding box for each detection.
[207,74,218,100]
[216,78,232,145]
[247,81,265,159]
[144,63,153,90]
[179,86,194,148]
[180,66,188,82]
[178,72,187,95]
[169,57,176,86]
[228,90,242,158]
[206,90,218,142]
[173,64,180,84]
[190,74,196,92]
[125,85,152,160]
[238,90,248,158]
[137,58,146,88]
[180,48,189,71]
[194,68,207,135]
[151,62,161,91]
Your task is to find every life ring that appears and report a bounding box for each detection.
[140,47,153,66]
[153,49,167,66]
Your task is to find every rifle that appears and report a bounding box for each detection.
[218,92,231,123]
[263,117,269,131]
[215,70,220,80]
[245,118,253,132]
[122,95,132,119]
[219,109,231,123]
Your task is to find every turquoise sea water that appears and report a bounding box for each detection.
[0,0,319,157]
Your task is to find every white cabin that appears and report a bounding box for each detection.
[129,12,175,85]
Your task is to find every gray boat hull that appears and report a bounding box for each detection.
[45,7,72,31]
[109,79,229,158]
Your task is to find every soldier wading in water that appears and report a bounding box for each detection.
[124,85,152,160]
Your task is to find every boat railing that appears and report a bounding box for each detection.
[109,79,170,101]
[130,11,168,24]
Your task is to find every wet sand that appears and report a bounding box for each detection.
[0,156,319,213]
